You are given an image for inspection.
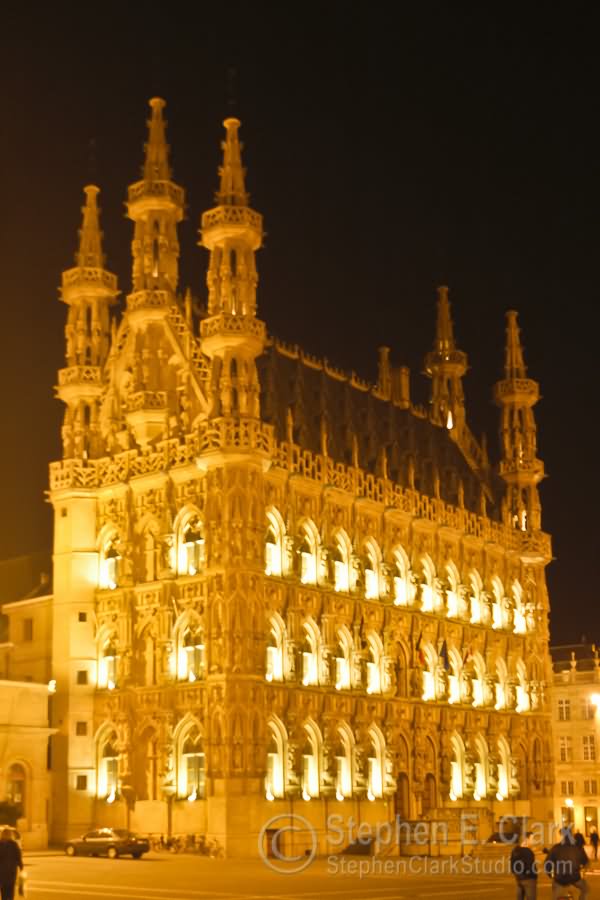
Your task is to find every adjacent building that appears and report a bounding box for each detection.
[0,98,555,855]
[551,643,600,836]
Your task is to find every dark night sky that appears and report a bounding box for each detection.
[0,4,597,642]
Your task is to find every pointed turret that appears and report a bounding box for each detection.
[127,97,184,296]
[494,311,544,531]
[58,186,118,458]
[424,286,467,430]
[199,117,266,422]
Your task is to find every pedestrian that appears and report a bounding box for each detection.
[544,827,589,899]
[574,829,586,849]
[0,828,23,900]
[510,831,538,899]
[590,827,599,860]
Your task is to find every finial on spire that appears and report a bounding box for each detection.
[504,310,527,379]
[434,285,455,353]
[143,97,171,182]
[216,117,249,206]
[76,185,104,268]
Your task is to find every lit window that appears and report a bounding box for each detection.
[265,620,284,683]
[181,520,204,576]
[584,735,596,762]
[334,632,351,690]
[99,539,120,590]
[98,738,119,799]
[178,629,205,682]
[364,547,379,600]
[448,652,461,704]
[299,530,317,585]
[180,733,205,800]
[559,736,572,762]
[97,640,117,690]
[558,699,571,721]
[367,729,385,800]
[335,729,353,800]
[515,661,530,713]
[497,738,511,800]
[265,523,282,577]
[495,660,508,710]
[449,735,465,801]
[332,539,349,593]
[366,637,382,695]
[393,550,412,606]
[473,738,488,801]
[301,728,320,800]
[265,723,286,800]
[301,625,319,687]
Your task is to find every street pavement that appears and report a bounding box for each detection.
[22,851,600,899]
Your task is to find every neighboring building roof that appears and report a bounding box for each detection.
[550,642,599,673]
[0,551,52,607]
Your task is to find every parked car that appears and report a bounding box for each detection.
[64,828,150,859]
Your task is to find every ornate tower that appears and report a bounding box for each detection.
[58,186,118,458]
[50,186,117,841]
[424,285,467,431]
[199,117,265,421]
[494,310,544,531]
[124,97,185,445]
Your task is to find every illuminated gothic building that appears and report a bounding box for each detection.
[47,98,554,853]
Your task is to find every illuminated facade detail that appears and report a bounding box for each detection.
[97,727,119,800]
[44,99,554,854]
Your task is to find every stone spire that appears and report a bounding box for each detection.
[58,186,118,459]
[127,97,184,295]
[494,310,544,531]
[76,185,104,268]
[424,286,467,431]
[143,97,171,182]
[199,117,265,420]
[216,117,249,206]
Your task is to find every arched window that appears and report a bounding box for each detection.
[97,732,119,799]
[445,564,460,618]
[469,571,483,625]
[364,541,380,600]
[298,522,318,585]
[449,733,465,801]
[335,726,354,800]
[473,735,488,801]
[265,615,285,683]
[422,643,438,701]
[178,516,205,576]
[178,627,205,682]
[98,637,118,690]
[332,532,350,593]
[515,659,530,712]
[99,534,120,590]
[301,722,321,800]
[420,557,436,613]
[301,620,320,687]
[393,547,412,606]
[265,510,284,577]
[512,581,527,635]
[367,726,385,800]
[448,648,462,705]
[495,658,508,710]
[366,633,384,695]
[471,653,486,708]
[334,627,352,690]
[497,736,512,801]
[7,764,26,817]
[491,577,505,630]
[179,729,205,800]
[265,718,286,800]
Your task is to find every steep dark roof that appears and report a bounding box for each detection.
[258,342,502,520]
